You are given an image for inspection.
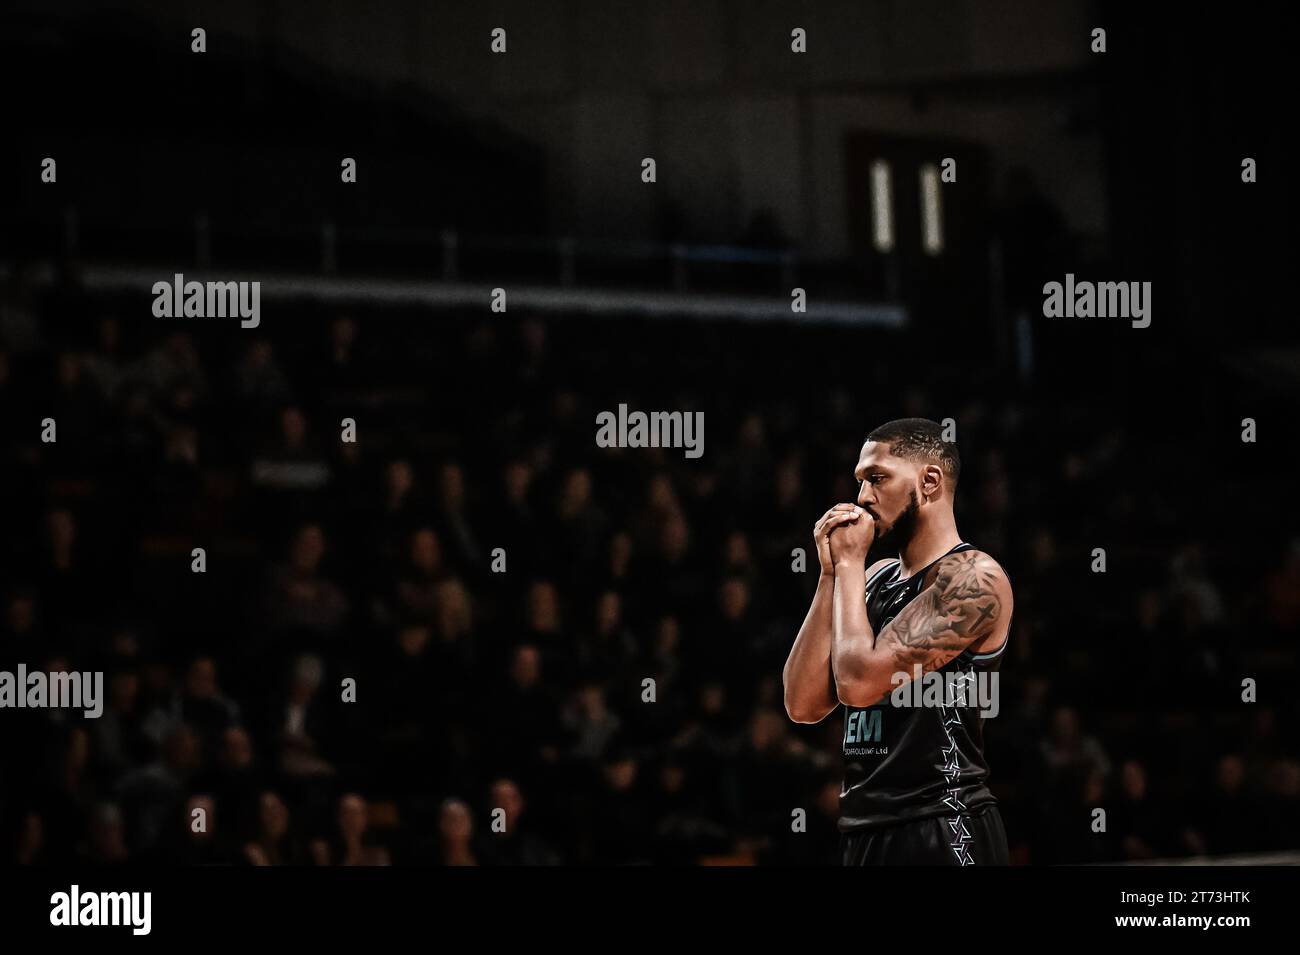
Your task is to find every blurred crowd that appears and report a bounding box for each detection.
[1,271,1297,865]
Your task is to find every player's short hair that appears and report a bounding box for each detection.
[866,418,961,491]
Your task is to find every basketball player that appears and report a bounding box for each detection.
[782,418,1013,865]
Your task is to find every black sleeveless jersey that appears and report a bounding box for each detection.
[839,541,1007,841]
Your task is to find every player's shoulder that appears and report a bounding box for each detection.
[935,548,1013,592]
[864,557,897,582]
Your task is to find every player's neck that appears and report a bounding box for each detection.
[894,518,962,581]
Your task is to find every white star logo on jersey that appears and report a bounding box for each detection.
[952,845,974,865]
[949,671,975,706]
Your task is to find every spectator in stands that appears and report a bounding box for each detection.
[267,654,336,780]
[265,523,350,639]
[1110,759,1168,861]
[434,461,483,571]
[1039,705,1111,786]
[116,724,200,853]
[1193,754,1260,856]
[478,778,559,866]
[436,798,478,866]
[83,802,130,867]
[242,791,298,866]
[392,527,448,624]
[233,339,292,409]
[313,793,390,866]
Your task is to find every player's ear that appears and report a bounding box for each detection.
[921,463,944,501]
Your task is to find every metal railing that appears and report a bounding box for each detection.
[40,207,898,304]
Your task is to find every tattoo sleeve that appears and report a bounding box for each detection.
[876,552,1004,676]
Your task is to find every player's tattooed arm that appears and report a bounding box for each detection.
[876,552,1005,674]
[835,550,1010,708]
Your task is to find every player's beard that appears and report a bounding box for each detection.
[874,488,920,553]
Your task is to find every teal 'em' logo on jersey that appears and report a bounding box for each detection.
[844,708,883,745]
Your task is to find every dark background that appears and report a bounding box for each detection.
[0,0,1296,866]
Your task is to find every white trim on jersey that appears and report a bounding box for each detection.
[970,639,1009,661]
